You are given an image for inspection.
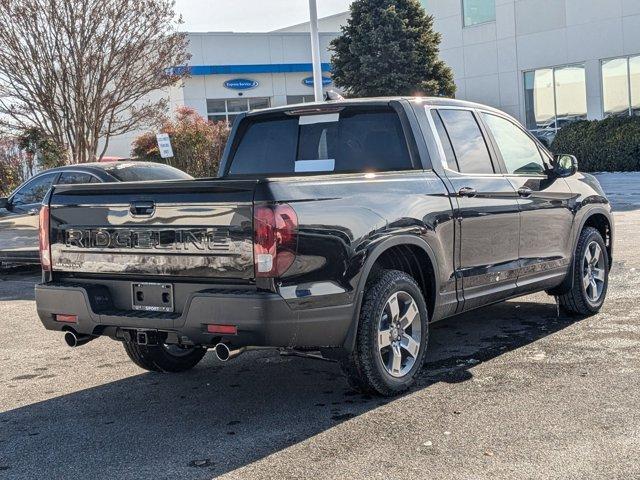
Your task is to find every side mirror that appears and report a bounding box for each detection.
[552,154,578,178]
[0,197,8,209]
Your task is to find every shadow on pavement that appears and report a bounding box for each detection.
[0,297,578,479]
[0,267,39,301]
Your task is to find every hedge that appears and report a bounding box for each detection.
[550,116,640,172]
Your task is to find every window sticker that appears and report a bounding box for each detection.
[298,113,340,125]
[294,159,336,173]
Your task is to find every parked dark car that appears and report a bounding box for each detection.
[35,98,613,396]
[0,162,192,265]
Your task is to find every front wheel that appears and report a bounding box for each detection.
[557,227,609,316]
[341,270,429,397]
[123,340,207,373]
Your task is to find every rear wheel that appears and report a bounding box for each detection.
[558,227,609,316]
[340,270,429,397]
[123,340,207,373]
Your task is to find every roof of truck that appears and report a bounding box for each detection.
[247,96,507,117]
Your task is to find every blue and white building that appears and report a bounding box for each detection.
[106,1,640,155]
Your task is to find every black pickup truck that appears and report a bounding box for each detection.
[35,97,613,396]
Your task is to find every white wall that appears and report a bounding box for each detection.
[186,32,337,114]
[429,0,640,123]
[98,84,184,159]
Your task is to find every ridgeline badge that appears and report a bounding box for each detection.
[224,78,259,90]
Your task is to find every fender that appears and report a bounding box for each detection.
[548,205,614,296]
[341,234,441,353]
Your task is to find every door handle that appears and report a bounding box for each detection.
[518,187,533,198]
[28,208,39,216]
[458,187,477,198]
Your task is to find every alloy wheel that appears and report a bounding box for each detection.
[377,291,422,378]
[582,241,606,303]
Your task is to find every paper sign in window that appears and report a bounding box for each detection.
[294,159,336,173]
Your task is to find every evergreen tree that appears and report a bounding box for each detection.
[330,0,456,98]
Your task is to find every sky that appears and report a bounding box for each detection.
[174,0,352,32]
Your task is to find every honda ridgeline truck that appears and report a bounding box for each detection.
[35,98,613,396]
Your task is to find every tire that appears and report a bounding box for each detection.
[557,227,609,316]
[123,340,207,373]
[340,269,429,397]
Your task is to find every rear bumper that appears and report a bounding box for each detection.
[35,282,354,348]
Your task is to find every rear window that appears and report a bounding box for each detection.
[228,107,413,175]
[103,163,193,182]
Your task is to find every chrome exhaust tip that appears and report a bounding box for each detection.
[64,331,93,348]
[214,343,245,362]
[214,343,231,361]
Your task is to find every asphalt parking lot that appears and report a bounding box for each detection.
[1,192,639,479]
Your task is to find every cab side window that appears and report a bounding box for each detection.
[437,109,495,174]
[11,173,58,207]
[482,113,546,175]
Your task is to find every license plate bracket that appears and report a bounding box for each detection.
[131,282,174,313]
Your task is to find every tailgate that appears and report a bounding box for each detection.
[48,179,257,279]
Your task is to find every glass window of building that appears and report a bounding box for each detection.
[462,0,496,27]
[554,65,588,128]
[524,65,587,146]
[602,55,640,117]
[206,97,271,124]
[287,95,316,105]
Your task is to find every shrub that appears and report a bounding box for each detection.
[131,107,230,178]
[551,116,640,172]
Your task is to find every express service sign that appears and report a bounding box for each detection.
[224,78,259,90]
[302,76,332,87]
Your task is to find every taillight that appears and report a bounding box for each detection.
[39,205,52,271]
[253,204,298,278]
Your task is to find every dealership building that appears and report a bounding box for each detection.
[107,0,640,156]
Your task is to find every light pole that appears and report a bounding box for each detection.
[308,0,324,102]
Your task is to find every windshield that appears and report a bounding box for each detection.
[227,107,413,176]
[103,162,193,182]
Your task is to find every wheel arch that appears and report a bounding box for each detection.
[549,207,613,296]
[582,212,613,262]
[342,235,440,352]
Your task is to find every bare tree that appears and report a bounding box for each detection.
[0,0,190,163]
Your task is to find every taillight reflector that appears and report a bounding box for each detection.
[55,314,78,323]
[206,324,238,335]
[39,205,52,271]
[253,204,298,278]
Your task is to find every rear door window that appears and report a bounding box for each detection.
[228,107,413,175]
[437,109,495,175]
